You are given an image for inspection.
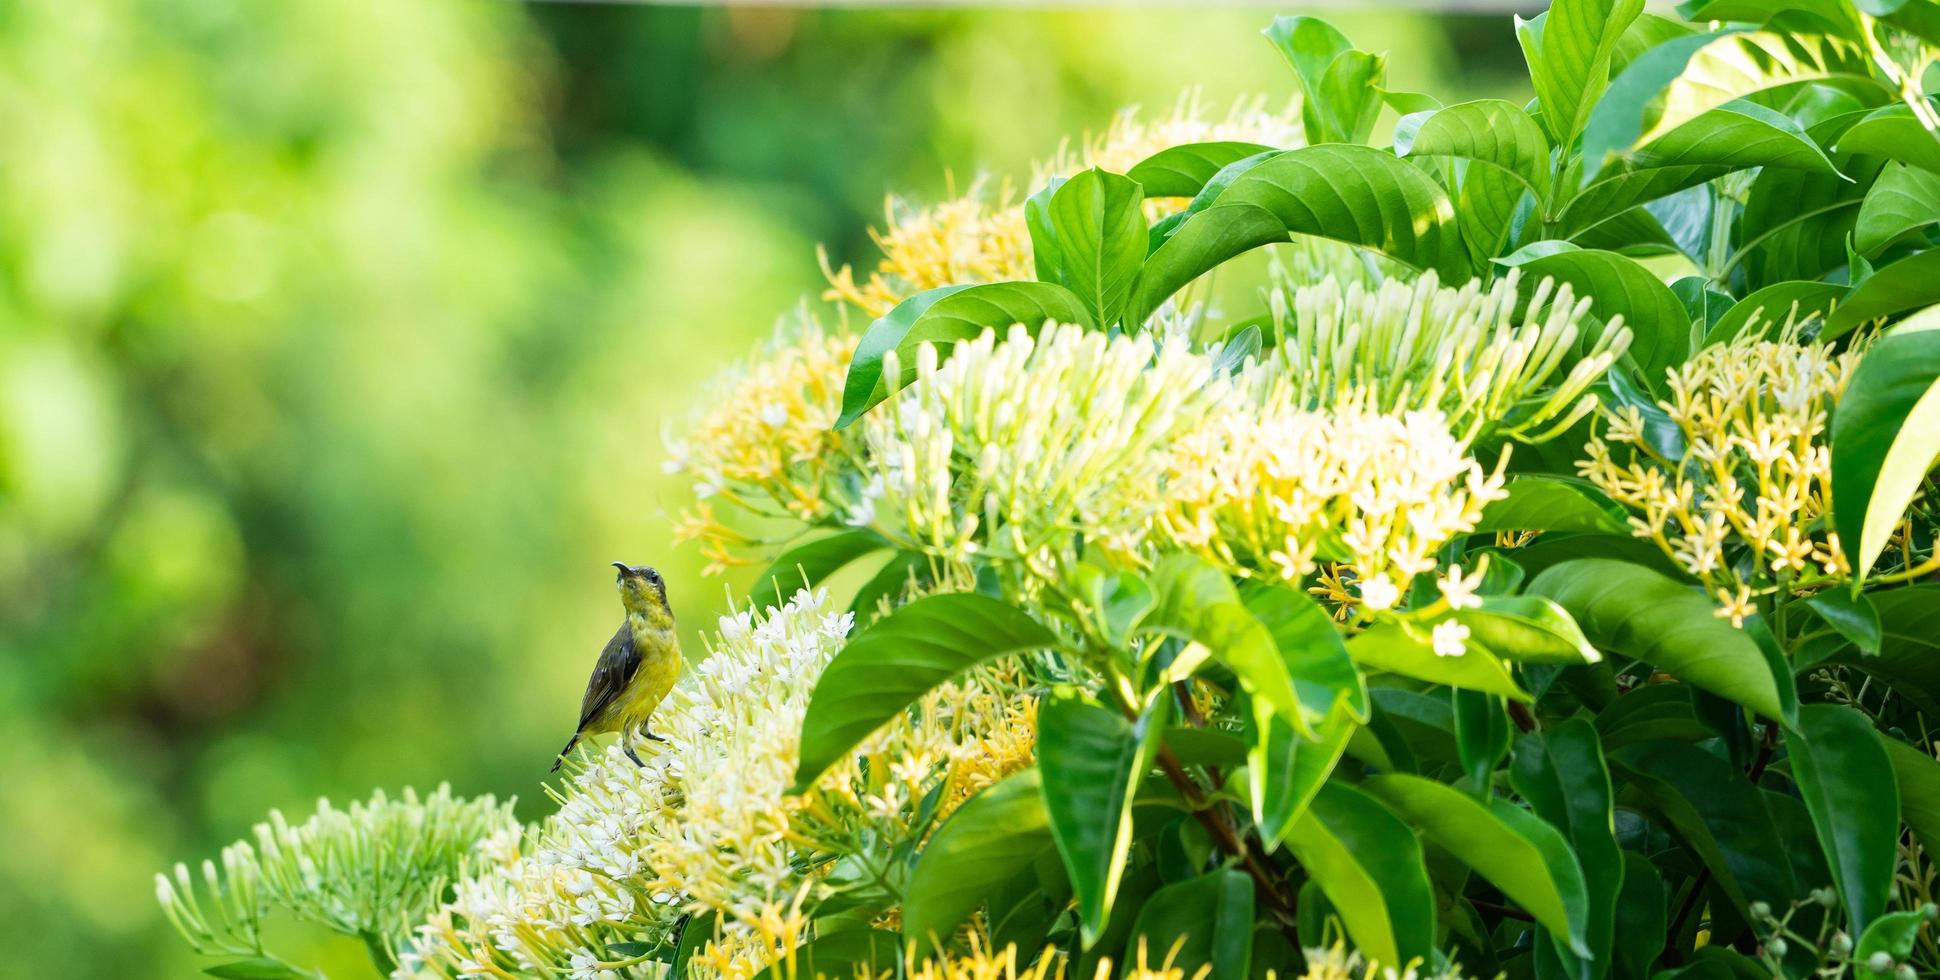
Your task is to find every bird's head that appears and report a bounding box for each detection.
[612,562,670,617]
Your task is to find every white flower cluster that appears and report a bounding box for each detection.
[409,588,1036,979]
[850,323,1232,587]
[1156,389,1506,610]
[1268,271,1629,445]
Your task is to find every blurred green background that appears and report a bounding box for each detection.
[0,1,1524,974]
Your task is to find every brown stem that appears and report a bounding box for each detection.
[1506,699,1539,734]
[1156,747,1295,919]
[1468,898,1534,922]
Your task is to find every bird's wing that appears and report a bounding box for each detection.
[575,622,642,732]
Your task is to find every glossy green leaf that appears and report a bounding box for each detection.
[1125,869,1254,979]
[1701,281,1847,346]
[1474,476,1628,535]
[1458,595,1602,665]
[749,530,887,612]
[1527,0,1646,145]
[1529,558,1796,723]
[1856,162,1940,256]
[1239,579,1366,721]
[1283,782,1436,968]
[1453,689,1512,787]
[1828,586,1940,717]
[1836,104,1940,175]
[1497,245,1689,382]
[1132,145,1469,322]
[1512,719,1624,976]
[1561,100,1839,238]
[1803,589,1881,656]
[903,768,1054,951]
[1127,141,1279,198]
[1313,49,1387,145]
[1362,773,1593,956]
[1854,909,1930,980]
[794,593,1058,791]
[1612,852,1667,980]
[1143,554,1320,734]
[1347,620,1530,701]
[1034,168,1146,329]
[1038,695,1162,944]
[1608,740,1796,914]
[1829,311,1940,575]
[1579,30,1877,183]
[1255,703,1358,849]
[1884,737,1940,860]
[1829,250,1940,336]
[1401,99,1551,198]
[836,281,1092,427]
[1785,704,1898,933]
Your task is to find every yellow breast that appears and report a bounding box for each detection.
[618,630,682,728]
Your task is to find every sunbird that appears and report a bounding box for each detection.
[552,562,683,771]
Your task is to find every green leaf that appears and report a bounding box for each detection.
[1803,589,1881,656]
[1829,311,1940,575]
[1127,141,1279,198]
[1786,704,1899,933]
[1524,0,1647,145]
[1142,554,1320,735]
[835,281,1093,427]
[1854,909,1930,980]
[1125,869,1254,980]
[749,530,887,613]
[1238,580,1366,721]
[1362,774,1593,957]
[1885,737,1940,858]
[1856,162,1940,256]
[1453,689,1512,787]
[1529,558,1796,723]
[1283,782,1436,968]
[1701,281,1847,346]
[1825,253,1940,338]
[1579,30,1877,184]
[1474,477,1628,535]
[1347,620,1530,702]
[1560,100,1841,236]
[903,768,1054,951]
[1608,740,1796,915]
[1254,703,1358,849]
[1262,17,1382,145]
[1828,586,1940,717]
[1497,245,1689,382]
[1034,169,1146,329]
[1401,99,1551,199]
[793,593,1058,791]
[1131,145,1468,322]
[1836,104,1940,176]
[1511,719,1624,975]
[1457,595,1603,665]
[1038,694,1163,945]
[1613,852,1667,980]
[202,960,299,980]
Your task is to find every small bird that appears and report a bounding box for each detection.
[553,562,683,771]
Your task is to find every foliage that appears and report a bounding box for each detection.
[155,1,1940,979]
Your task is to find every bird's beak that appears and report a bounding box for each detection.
[611,561,633,577]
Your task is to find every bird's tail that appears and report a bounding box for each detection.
[551,732,582,772]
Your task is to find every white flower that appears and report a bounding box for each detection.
[1437,560,1486,611]
[1433,620,1471,658]
[1358,574,1401,613]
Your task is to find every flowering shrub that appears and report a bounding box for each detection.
[161,2,1940,979]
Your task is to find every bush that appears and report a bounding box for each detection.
[161,1,1940,977]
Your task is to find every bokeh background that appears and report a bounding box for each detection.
[0,1,1528,974]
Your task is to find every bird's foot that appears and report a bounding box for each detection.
[624,743,645,767]
[644,730,668,744]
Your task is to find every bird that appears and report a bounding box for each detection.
[552,562,683,772]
